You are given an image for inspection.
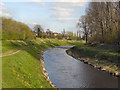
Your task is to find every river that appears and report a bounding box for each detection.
[43,46,118,88]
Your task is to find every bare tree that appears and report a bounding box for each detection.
[34,25,44,38]
[46,29,52,38]
[79,2,119,44]
[78,16,89,43]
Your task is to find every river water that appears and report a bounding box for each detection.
[43,46,118,88]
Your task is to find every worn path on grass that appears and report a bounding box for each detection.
[0,50,21,57]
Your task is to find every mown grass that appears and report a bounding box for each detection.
[2,40,22,54]
[67,43,120,74]
[70,44,119,63]
[2,39,84,88]
[2,50,51,88]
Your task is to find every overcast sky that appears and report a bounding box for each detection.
[1,0,89,33]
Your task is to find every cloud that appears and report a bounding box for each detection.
[2,0,118,2]
[28,0,46,6]
[56,17,79,22]
[51,2,87,8]
[31,22,38,25]
[24,21,39,30]
[45,0,89,2]
[52,11,74,17]
[0,2,7,10]
[20,18,40,30]
[50,7,74,17]
[20,18,38,26]
[0,2,12,18]
[50,2,87,22]
[51,7,73,12]
[0,11,12,18]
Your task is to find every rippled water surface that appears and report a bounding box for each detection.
[43,46,118,88]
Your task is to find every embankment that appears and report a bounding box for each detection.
[66,44,120,77]
[2,39,84,88]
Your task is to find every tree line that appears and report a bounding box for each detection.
[34,24,82,40]
[78,2,119,45]
[2,17,82,41]
[2,18,35,40]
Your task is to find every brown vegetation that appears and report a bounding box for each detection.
[77,2,119,45]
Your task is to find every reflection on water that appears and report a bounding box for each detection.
[43,46,118,88]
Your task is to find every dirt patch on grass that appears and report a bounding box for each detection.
[0,50,21,57]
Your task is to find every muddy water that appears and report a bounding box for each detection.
[43,46,118,88]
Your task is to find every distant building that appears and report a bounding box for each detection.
[53,32,59,36]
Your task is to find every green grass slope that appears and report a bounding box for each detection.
[2,39,84,88]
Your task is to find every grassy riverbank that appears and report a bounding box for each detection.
[2,39,84,88]
[66,44,120,77]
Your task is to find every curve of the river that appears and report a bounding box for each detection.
[43,46,118,88]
